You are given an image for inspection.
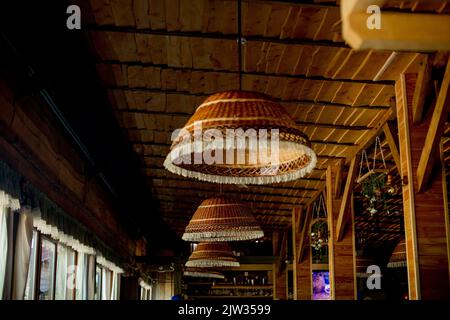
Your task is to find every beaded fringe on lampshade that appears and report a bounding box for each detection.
[387,239,407,268]
[185,242,240,268]
[183,267,225,279]
[182,197,263,242]
[164,90,317,185]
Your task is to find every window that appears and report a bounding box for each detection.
[38,238,56,300]
[24,230,39,300]
[55,244,76,300]
[95,264,102,300]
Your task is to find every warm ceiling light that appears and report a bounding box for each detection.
[164,90,317,185]
[183,267,225,280]
[182,196,263,242]
[185,242,240,268]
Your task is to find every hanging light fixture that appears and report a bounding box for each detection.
[163,0,316,185]
[183,267,225,280]
[185,242,240,268]
[182,196,263,242]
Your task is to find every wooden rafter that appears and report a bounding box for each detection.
[341,0,450,51]
[417,57,450,192]
[297,205,311,263]
[382,122,401,171]
[412,55,432,124]
[336,155,359,241]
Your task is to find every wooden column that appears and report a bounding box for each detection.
[292,206,312,300]
[327,164,357,300]
[396,66,450,299]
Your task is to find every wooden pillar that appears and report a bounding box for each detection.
[396,69,450,299]
[327,164,357,300]
[273,263,287,300]
[291,207,300,300]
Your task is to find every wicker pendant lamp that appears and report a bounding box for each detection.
[164,90,316,185]
[182,196,263,242]
[387,238,406,268]
[185,242,240,268]
[163,0,316,185]
[183,267,225,280]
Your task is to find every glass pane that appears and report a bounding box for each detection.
[24,230,38,300]
[94,265,101,300]
[38,238,56,300]
[66,249,75,300]
[55,244,68,300]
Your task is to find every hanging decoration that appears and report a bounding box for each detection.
[182,197,263,242]
[357,136,399,216]
[185,242,240,268]
[163,0,316,185]
[183,267,225,280]
[310,195,329,251]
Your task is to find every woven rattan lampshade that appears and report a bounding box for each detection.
[164,90,317,185]
[182,196,263,242]
[387,238,406,268]
[183,267,225,280]
[185,242,240,268]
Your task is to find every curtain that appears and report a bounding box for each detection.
[101,268,111,300]
[55,245,68,300]
[12,208,34,300]
[87,255,95,300]
[75,253,87,300]
[111,272,118,300]
[0,206,8,299]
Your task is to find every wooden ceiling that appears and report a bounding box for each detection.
[82,0,426,236]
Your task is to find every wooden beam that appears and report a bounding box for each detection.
[383,122,401,171]
[336,156,359,241]
[297,205,311,263]
[326,166,336,299]
[413,55,432,124]
[334,159,344,199]
[341,0,450,51]
[396,72,450,299]
[417,58,450,192]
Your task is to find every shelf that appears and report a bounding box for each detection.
[191,296,273,299]
[211,285,273,290]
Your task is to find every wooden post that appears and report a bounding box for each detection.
[327,164,357,300]
[296,206,312,300]
[396,71,450,299]
[291,207,302,300]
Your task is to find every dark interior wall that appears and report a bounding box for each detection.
[0,0,183,257]
[0,74,137,259]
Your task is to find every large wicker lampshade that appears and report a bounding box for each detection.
[185,242,240,268]
[183,267,225,280]
[164,91,317,185]
[182,197,263,242]
[387,238,406,268]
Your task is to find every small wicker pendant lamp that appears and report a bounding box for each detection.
[163,0,316,185]
[387,238,407,268]
[183,267,225,280]
[185,242,240,268]
[182,196,263,242]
